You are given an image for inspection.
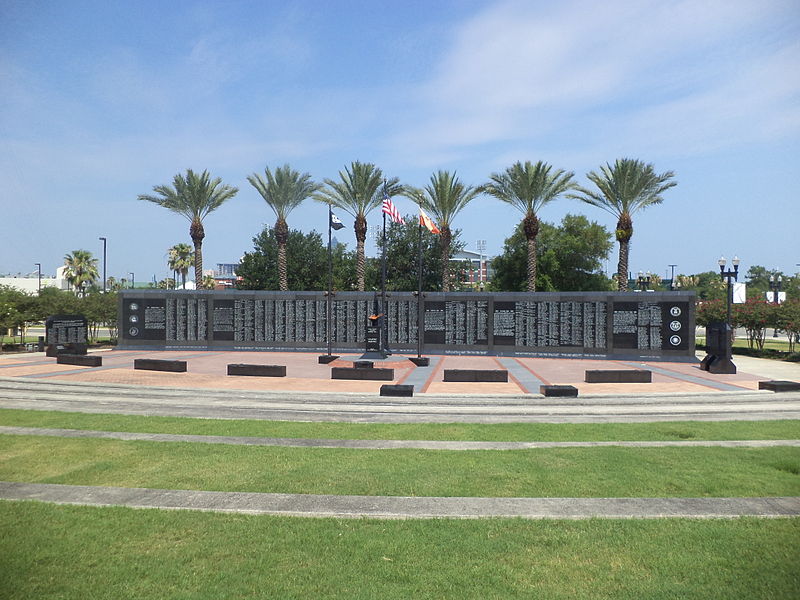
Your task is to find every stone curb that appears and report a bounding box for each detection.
[2,426,799,451]
[1,482,798,519]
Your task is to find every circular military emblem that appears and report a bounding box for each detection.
[670,335,681,346]
[129,302,139,311]
[129,315,138,323]
[128,327,139,337]
[670,320,681,331]
[670,306,681,317]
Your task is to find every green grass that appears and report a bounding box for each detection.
[696,335,793,352]
[1,501,798,599]
[1,408,798,442]
[1,435,798,498]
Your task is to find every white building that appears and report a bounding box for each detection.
[0,267,70,294]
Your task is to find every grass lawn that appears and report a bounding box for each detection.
[1,435,798,498]
[696,335,795,352]
[1,501,798,599]
[1,408,798,442]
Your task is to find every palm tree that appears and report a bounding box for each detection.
[314,161,401,291]
[248,164,321,291]
[481,161,575,291]
[63,249,99,297]
[404,171,480,291]
[138,169,238,284]
[167,243,194,289]
[568,159,676,291]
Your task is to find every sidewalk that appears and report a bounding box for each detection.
[0,348,797,397]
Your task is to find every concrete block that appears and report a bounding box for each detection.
[134,358,187,373]
[56,354,102,367]
[443,369,508,383]
[227,364,286,377]
[758,380,800,392]
[331,367,394,381]
[380,384,414,397]
[585,369,651,383]
[540,384,578,397]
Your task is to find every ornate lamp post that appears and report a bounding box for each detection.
[769,274,783,337]
[719,256,740,327]
[768,274,782,303]
[636,271,651,291]
[701,255,740,374]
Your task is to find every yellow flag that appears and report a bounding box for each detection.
[419,207,440,234]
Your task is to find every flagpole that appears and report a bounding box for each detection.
[417,216,423,359]
[381,184,388,356]
[326,204,333,357]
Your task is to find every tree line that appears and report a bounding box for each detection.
[137,158,676,294]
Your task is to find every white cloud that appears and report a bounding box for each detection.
[386,0,800,168]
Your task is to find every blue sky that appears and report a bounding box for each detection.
[2,0,798,284]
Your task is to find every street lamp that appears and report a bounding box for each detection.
[701,255,740,374]
[129,272,134,289]
[769,274,783,337]
[719,255,740,327]
[34,263,41,294]
[476,240,486,283]
[669,264,677,290]
[636,271,651,292]
[99,237,107,292]
[768,274,782,304]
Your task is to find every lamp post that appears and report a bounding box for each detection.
[719,256,740,328]
[129,272,134,289]
[476,240,486,284]
[701,255,740,374]
[34,263,41,294]
[99,237,107,292]
[636,271,651,292]
[768,274,782,304]
[769,274,783,337]
[669,264,677,290]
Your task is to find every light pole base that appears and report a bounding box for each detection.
[701,354,737,374]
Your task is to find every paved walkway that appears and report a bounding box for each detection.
[2,482,798,519]
[1,348,797,398]
[2,425,798,450]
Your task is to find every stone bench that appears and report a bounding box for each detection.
[56,354,102,367]
[585,369,651,383]
[134,358,187,373]
[353,360,374,369]
[331,367,394,381]
[443,369,508,383]
[380,384,414,397]
[758,380,800,392]
[227,364,286,377]
[540,384,578,397]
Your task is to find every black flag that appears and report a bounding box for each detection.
[330,212,345,230]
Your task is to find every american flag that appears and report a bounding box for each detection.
[381,191,404,224]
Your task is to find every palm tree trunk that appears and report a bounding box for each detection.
[527,237,537,292]
[190,218,205,286]
[278,244,288,291]
[355,215,367,292]
[616,214,633,292]
[523,213,540,292]
[440,226,452,292]
[617,240,629,291]
[275,218,289,292]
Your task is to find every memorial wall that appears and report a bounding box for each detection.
[119,290,695,360]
